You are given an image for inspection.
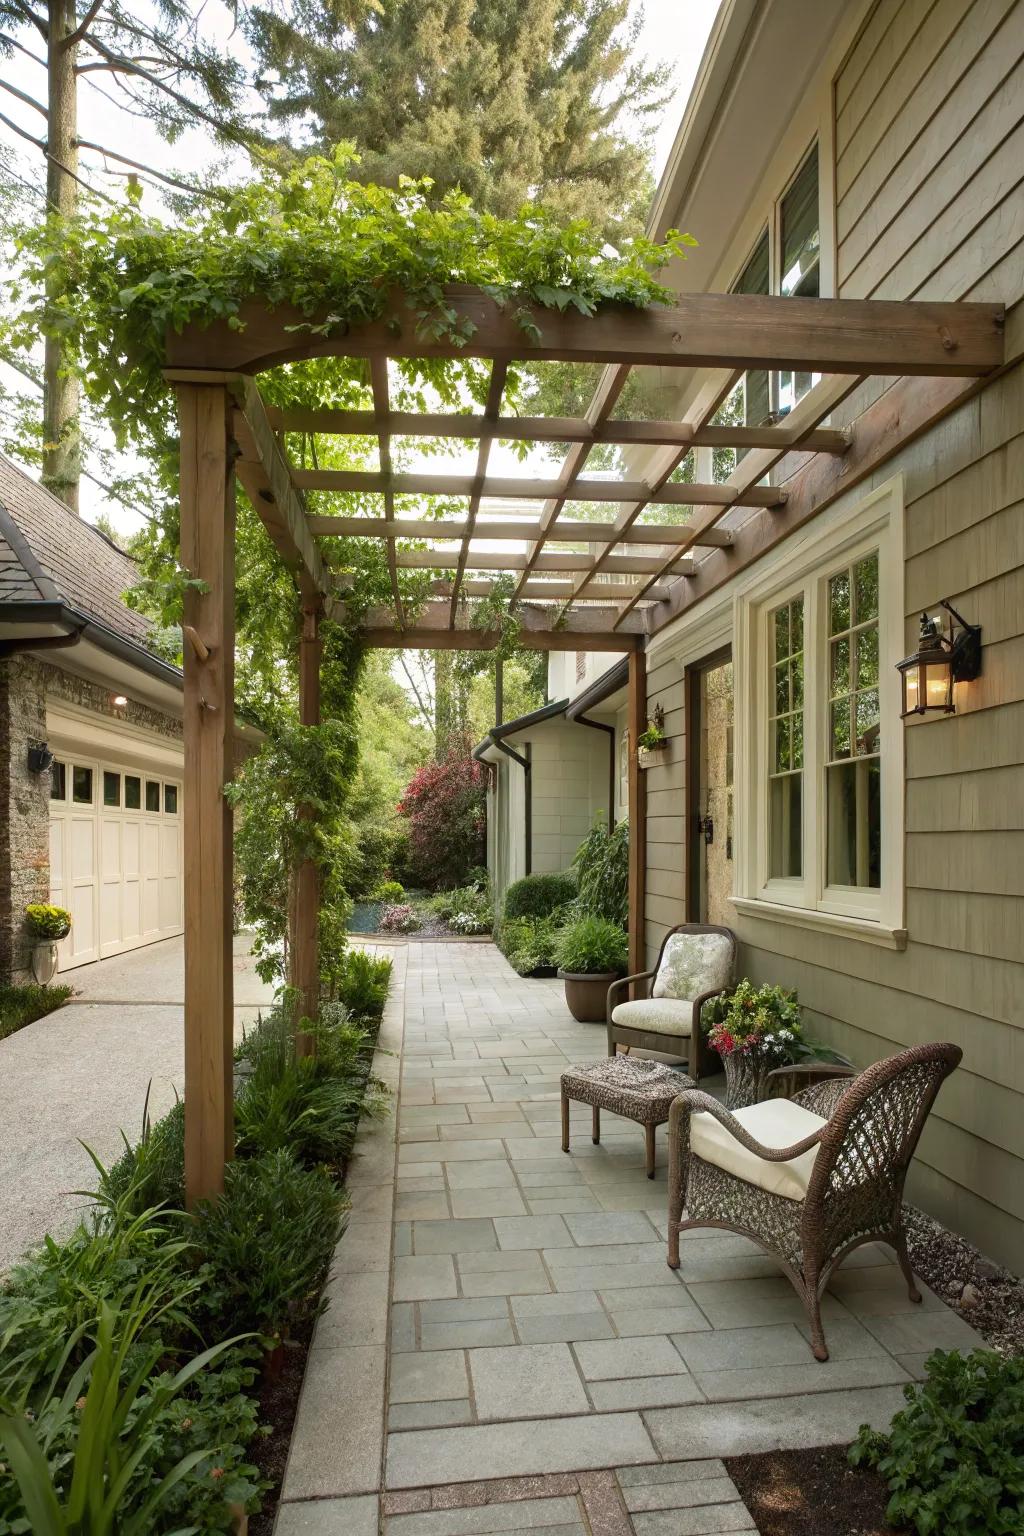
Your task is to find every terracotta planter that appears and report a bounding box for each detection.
[558,970,619,1024]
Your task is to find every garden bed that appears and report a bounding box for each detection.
[726,1446,900,1536]
[0,981,72,1041]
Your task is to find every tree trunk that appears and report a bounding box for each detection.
[42,0,80,512]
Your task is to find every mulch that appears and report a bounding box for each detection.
[726,1446,903,1536]
[248,1319,316,1536]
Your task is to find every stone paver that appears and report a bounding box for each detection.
[276,940,984,1532]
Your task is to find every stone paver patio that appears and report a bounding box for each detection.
[276,940,983,1534]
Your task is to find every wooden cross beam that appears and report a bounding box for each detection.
[356,600,646,650]
[369,357,404,624]
[293,468,786,507]
[449,360,506,622]
[265,405,851,455]
[389,548,694,576]
[164,288,1005,377]
[308,515,734,546]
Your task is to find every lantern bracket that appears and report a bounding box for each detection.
[938,599,982,683]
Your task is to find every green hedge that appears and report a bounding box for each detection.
[502,872,576,920]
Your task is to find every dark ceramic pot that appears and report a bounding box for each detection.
[557,969,619,1024]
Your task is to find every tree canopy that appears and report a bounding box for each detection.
[246,0,671,238]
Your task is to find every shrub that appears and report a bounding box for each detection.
[235,1046,371,1168]
[335,948,393,1020]
[497,914,560,976]
[426,883,492,932]
[554,916,628,975]
[397,743,486,888]
[570,818,629,928]
[23,903,72,941]
[99,1098,186,1216]
[379,902,420,933]
[0,982,72,1042]
[449,909,489,935]
[193,1150,345,1340]
[850,1348,1024,1534]
[374,879,405,903]
[502,872,576,920]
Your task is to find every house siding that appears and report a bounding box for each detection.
[642,0,1024,1270]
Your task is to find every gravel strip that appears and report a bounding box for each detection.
[905,1204,1024,1357]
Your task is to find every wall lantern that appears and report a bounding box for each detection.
[896,600,982,717]
[27,740,54,775]
[112,693,128,709]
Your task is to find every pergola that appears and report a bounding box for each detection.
[164,285,1004,1206]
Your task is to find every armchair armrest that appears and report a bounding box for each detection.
[606,969,655,1014]
[688,986,730,1081]
[668,1088,825,1163]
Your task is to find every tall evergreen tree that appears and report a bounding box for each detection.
[247,0,671,237]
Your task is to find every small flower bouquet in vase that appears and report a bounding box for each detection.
[705,979,806,1107]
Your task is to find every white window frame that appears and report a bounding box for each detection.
[732,478,906,949]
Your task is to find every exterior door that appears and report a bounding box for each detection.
[687,649,735,925]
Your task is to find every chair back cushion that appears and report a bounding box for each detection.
[653,930,733,1001]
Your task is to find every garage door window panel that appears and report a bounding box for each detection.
[146,780,161,813]
[51,761,66,801]
[103,771,121,807]
[164,784,178,814]
[125,775,141,810]
[73,766,93,805]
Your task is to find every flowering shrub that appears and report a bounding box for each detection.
[379,903,421,934]
[707,979,805,1062]
[397,743,486,889]
[449,910,489,935]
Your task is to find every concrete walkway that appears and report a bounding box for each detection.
[0,934,275,1269]
[276,941,984,1535]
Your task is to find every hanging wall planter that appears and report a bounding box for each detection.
[23,903,71,985]
[636,704,668,768]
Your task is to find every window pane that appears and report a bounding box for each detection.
[125,775,141,810]
[164,784,178,814]
[774,607,790,661]
[790,599,803,652]
[736,230,770,296]
[855,689,880,753]
[72,766,93,804]
[773,715,791,772]
[830,636,850,694]
[770,775,803,878]
[733,230,770,438]
[854,553,879,623]
[826,759,881,888]
[780,145,820,298]
[856,627,879,688]
[145,780,161,813]
[791,713,804,769]
[50,761,66,801]
[831,698,852,759]
[774,661,789,713]
[829,572,850,634]
[791,651,804,710]
[103,771,120,808]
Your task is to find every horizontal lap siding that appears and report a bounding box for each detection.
[736,7,1024,1269]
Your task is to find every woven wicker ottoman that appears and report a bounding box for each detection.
[560,1058,696,1179]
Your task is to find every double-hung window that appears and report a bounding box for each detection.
[736,482,905,943]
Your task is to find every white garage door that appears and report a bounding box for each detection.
[49,755,183,969]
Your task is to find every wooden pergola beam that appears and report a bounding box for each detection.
[293,468,785,508]
[357,600,645,650]
[370,357,404,624]
[391,548,694,576]
[266,405,851,455]
[449,360,506,623]
[309,515,734,547]
[437,578,673,601]
[165,288,1005,377]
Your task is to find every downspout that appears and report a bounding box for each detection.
[573,712,616,826]
[492,737,532,877]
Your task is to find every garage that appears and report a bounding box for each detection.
[46,708,184,971]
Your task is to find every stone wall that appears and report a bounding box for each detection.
[42,663,183,742]
[0,655,52,983]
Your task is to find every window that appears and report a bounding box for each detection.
[145,780,161,813]
[125,775,141,810]
[103,771,121,808]
[715,143,821,471]
[50,761,66,801]
[734,481,904,941]
[825,554,880,889]
[164,784,178,815]
[72,766,93,804]
[767,595,804,879]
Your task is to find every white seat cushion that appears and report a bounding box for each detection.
[689,1098,827,1202]
[653,931,733,1001]
[610,998,694,1036]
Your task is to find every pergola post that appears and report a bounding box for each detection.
[292,598,322,1057]
[178,384,236,1210]
[627,647,647,984]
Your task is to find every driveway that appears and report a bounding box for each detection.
[0,934,275,1271]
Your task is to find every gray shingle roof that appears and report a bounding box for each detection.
[0,453,151,645]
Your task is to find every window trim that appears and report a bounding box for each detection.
[733,477,906,945]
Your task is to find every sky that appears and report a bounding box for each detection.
[0,0,722,533]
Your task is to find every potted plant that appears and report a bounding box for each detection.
[24,902,71,984]
[705,979,814,1106]
[555,916,628,1023]
[637,704,668,766]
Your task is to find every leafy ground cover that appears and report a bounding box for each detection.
[0,947,393,1534]
[0,983,73,1042]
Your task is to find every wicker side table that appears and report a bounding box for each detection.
[561,1058,696,1179]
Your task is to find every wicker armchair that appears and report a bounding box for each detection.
[606,923,736,1082]
[667,1042,962,1360]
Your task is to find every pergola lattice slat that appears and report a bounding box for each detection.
[370,356,404,623]
[291,468,786,507]
[307,516,734,546]
[447,360,506,622]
